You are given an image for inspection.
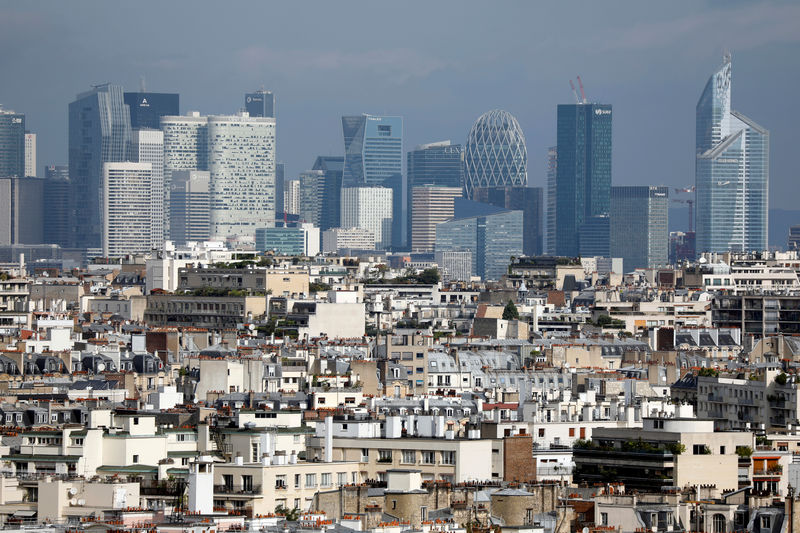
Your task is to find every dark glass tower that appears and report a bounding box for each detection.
[68,84,131,249]
[275,162,285,219]
[555,103,612,257]
[245,90,275,118]
[43,165,71,246]
[124,92,179,129]
[312,156,344,231]
[0,108,25,178]
[610,186,669,271]
[472,186,543,256]
[406,141,464,245]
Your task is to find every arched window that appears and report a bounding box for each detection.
[713,513,726,533]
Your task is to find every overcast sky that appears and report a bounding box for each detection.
[2,1,799,208]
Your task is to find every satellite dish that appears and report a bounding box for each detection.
[583,528,589,533]
[77,499,86,506]
[70,498,77,506]
[97,363,105,372]
[68,488,77,496]
[249,324,255,332]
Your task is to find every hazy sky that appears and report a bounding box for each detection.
[2,1,799,208]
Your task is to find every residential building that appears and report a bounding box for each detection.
[340,187,393,250]
[130,129,165,247]
[342,115,403,247]
[435,210,523,281]
[207,112,276,239]
[256,223,320,256]
[407,141,464,241]
[24,132,35,176]
[464,110,527,200]
[322,227,375,253]
[143,293,266,328]
[696,54,769,253]
[124,91,179,129]
[169,170,211,244]
[68,84,131,249]
[245,89,275,118]
[43,165,70,246]
[0,107,25,178]
[712,294,800,338]
[473,185,543,256]
[102,162,153,257]
[410,186,462,252]
[555,102,612,257]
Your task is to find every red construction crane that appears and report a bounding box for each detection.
[569,80,580,103]
[576,75,587,103]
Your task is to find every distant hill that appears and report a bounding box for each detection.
[668,207,800,250]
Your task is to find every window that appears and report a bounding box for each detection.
[337,472,347,486]
[378,450,392,463]
[420,506,428,521]
[252,442,260,462]
[601,513,608,526]
[713,513,726,533]
[133,417,139,425]
[242,475,253,492]
[361,449,369,462]
[761,516,771,530]
[569,428,575,437]
[132,454,139,463]
[402,450,416,464]
[441,451,455,465]
[305,473,317,487]
[321,473,332,487]
[539,428,545,437]
[294,474,301,488]
[422,451,435,464]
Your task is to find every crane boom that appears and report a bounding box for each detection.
[577,75,587,103]
[569,80,580,103]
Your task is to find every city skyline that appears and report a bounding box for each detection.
[2,2,798,208]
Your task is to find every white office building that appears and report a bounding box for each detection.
[161,112,209,230]
[24,133,36,177]
[131,129,164,248]
[340,187,392,250]
[207,113,276,239]
[102,162,152,257]
[284,179,300,215]
[322,227,376,253]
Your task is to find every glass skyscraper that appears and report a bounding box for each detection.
[545,146,557,255]
[406,141,464,245]
[435,209,523,281]
[610,186,669,271]
[68,84,131,249]
[555,103,612,257]
[472,186,543,257]
[245,90,275,118]
[464,110,527,199]
[695,54,769,253]
[0,108,25,178]
[342,114,403,247]
[312,156,344,231]
[124,92,179,129]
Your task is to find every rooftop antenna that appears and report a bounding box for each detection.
[139,76,146,93]
[569,80,580,103]
[576,75,587,103]
[723,49,731,65]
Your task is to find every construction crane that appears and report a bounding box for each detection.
[672,186,696,233]
[569,80,580,103]
[576,75,587,103]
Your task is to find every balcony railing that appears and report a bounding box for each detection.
[213,484,261,495]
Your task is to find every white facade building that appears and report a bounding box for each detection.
[102,162,152,257]
[284,178,300,215]
[340,187,392,250]
[207,113,276,239]
[161,112,208,232]
[24,132,36,177]
[322,227,376,253]
[131,129,165,247]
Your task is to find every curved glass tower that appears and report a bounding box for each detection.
[695,54,769,253]
[464,110,527,199]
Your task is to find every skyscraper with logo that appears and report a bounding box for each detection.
[0,108,25,178]
[124,92,179,129]
[342,114,403,247]
[555,103,612,257]
[695,54,769,253]
[68,84,131,249]
[245,89,275,118]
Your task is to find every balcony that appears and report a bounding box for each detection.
[213,484,262,495]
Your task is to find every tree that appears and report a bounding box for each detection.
[502,300,519,320]
[417,267,440,285]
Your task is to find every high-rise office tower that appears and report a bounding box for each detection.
[275,162,285,219]
[406,141,464,245]
[435,209,523,281]
[340,187,393,250]
[410,186,463,252]
[169,170,211,245]
[312,156,344,231]
[43,165,70,246]
[245,89,275,118]
[284,179,300,215]
[102,162,152,256]
[207,113,276,239]
[24,133,36,177]
[473,186,543,256]
[0,108,25,178]
[342,115,403,247]
[555,103,612,257]
[68,84,132,249]
[545,146,557,254]
[161,112,209,225]
[696,54,769,253]
[124,92,179,129]
[299,170,325,228]
[464,110,527,199]
[610,186,669,271]
[131,129,165,248]
[0,177,44,245]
